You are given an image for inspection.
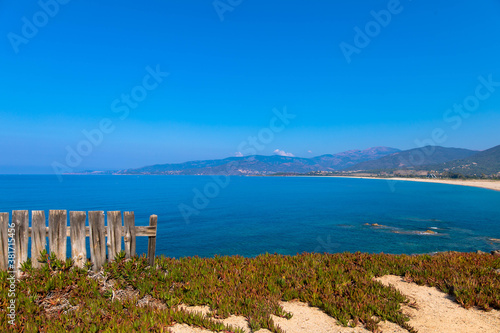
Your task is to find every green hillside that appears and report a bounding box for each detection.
[425,144,500,176]
[347,146,477,171]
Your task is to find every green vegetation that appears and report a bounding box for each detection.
[2,252,500,332]
[344,146,477,172]
[428,144,500,177]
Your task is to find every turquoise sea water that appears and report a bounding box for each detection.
[1,175,499,258]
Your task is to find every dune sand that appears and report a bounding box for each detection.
[375,275,500,333]
[169,274,500,333]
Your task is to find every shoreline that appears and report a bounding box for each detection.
[18,173,500,192]
[325,176,500,192]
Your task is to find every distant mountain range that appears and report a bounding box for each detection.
[113,147,400,175]
[88,144,499,177]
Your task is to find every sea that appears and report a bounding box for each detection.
[1,175,499,258]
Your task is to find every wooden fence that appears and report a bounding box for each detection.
[0,210,158,275]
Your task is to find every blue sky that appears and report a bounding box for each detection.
[1,0,500,173]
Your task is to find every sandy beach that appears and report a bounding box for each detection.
[329,176,500,192]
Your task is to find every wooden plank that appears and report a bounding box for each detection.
[123,211,136,258]
[70,211,86,268]
[31,211,47,268]
[13,210,29,276]
[147,214,157,266]
[49,210,67,261]
[0,213,9,271]
[134,226,156,237]
[107,211,122,261]
[27,225,157,237]
[89,211,106,271]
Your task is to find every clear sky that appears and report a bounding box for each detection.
[1,0,500,173]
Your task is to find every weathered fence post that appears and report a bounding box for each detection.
[89,211,106,271]
[107,211,122,261]
[49,210,67,261]
[0,210,157,272]
[124,211,136,258]
[148,214,157,266]
[70,211,86,268]
[0,213,9,271]
[31,211,46,268]
[13,210,29,276]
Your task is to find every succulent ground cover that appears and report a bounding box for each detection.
[1,251,499,332]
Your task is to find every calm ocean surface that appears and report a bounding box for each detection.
[1,175,499,258]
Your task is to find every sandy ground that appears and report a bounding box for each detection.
[169,275,500,333]
[170,302,381,333]
[376,275,500,333]
[330,176,500,192]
